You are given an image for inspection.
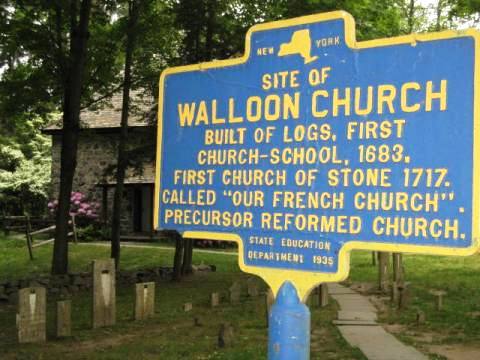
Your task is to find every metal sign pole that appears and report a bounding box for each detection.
[268,281,310,360]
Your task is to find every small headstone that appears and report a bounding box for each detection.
[211,292,220,307]
[184,302,193,312]
[56,300,71,338]
[17,287,46,343]
[229,282,241,304]
[247,278,259,297]
[416,309,426,325]
[319,283,329,307]
[218,323,235,348]
[429,290,447,311]
[92,259,116,328]
[135,282,155,320]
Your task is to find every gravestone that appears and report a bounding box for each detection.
[17,287,46,343]
[211,292,220,307]
[229,282,241,304]
[134,282,155,320]
[430,290,447,311]
[56,300,71,337]
[184,302,193,312]
[247,278,259,297]
[218,323,235,348]
[416,309,426,325]
[92,259,116,328]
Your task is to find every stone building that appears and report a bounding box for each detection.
[43,92,156,235]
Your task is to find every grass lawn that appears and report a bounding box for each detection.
[0,235,365,359]
[349,250,480,349]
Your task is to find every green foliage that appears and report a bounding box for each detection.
[350,251,480,341]
[76,223,111,242]
[0,114,51,215]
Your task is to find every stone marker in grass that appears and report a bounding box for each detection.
[429,290,447,311]
[229,282,241,304]
[17,287,46,343]
[416,309,426,325]
[218,323,234,348]
[92,259,116,328]
[211,292,220,307]
[247,278,259,297]
[184,302,193,312]
[56,299,71,337]
[135,282,155,320]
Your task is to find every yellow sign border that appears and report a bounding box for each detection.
[154,11,480,301]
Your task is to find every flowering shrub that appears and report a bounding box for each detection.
[48,191,100,219]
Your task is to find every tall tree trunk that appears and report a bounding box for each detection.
[111,0,140,269]
[435,0,444,31]
[52,0,92,275]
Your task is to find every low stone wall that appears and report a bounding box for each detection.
[0,266,173,305]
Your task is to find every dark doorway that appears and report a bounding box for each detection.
[132,185,153,233]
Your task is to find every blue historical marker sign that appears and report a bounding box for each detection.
[154,12,480,299]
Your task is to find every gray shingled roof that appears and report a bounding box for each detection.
[43,90,155,132]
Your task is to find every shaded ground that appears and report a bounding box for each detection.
[0,237,365,359]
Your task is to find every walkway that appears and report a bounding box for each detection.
[329,283,428,360]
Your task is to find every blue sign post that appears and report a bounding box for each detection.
[155,11,480,358]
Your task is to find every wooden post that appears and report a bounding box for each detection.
[24,215,34,261]
[17,287,46,343]
[134,282,155,320]
[319,283,329,307]
[372,251,377,266]
[398,283,410,310]
[392,253,403,283]
[92,259,116,328]
[56,300,71,337]
[265,288,274,326]
[391,281,399,303]
[378,252,390,292]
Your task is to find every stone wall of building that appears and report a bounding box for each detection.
[50,128,155,233]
